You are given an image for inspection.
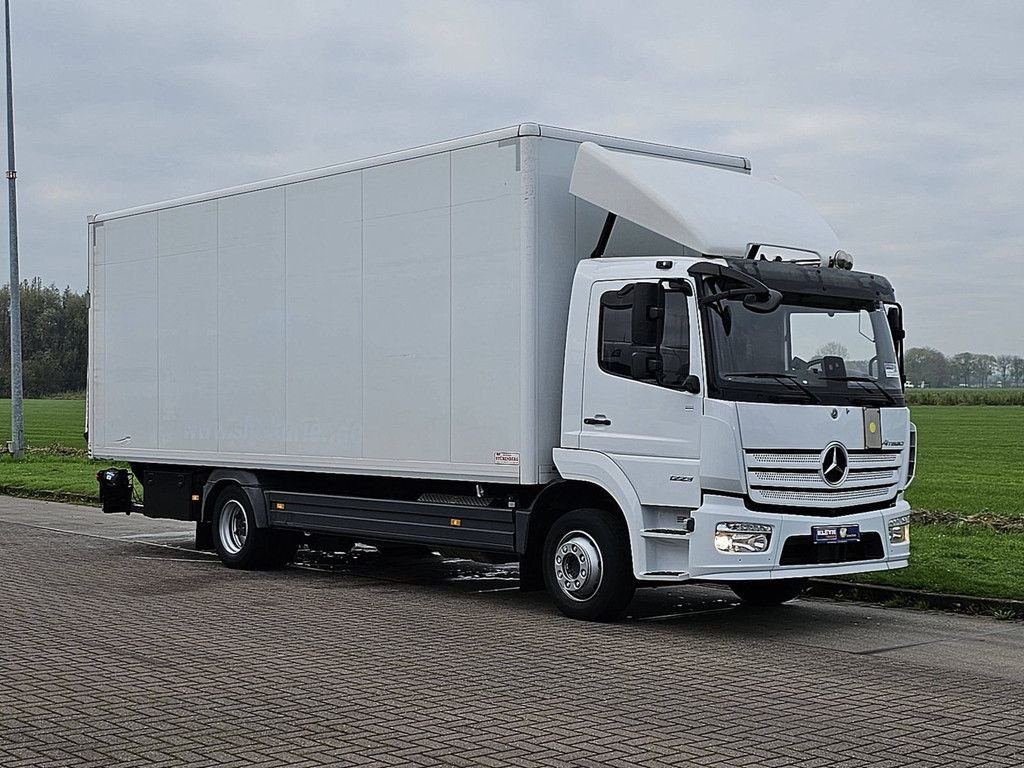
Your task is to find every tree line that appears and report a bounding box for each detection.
[1,279,88,397]
[906,347,1024,388]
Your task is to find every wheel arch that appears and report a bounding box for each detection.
[522,448,649,582]
[548,448,647,577]
[523,478,620,565]
[201,469,269,528]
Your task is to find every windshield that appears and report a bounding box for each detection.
[704,296,904,406]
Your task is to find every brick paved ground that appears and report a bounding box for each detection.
[1,500,1022,767]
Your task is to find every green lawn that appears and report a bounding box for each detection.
[0,398,87,450]
[853,406,1024,599]
[0,451,108,500]
[905,406,1024,518]
[1,398,1023,600]
[0,398,108,502]
[852,524,1024,602]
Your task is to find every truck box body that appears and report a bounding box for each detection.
[88,124,746,485]
[89,124,915,619]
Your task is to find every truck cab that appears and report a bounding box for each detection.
[541,141,914,618]
[553,255,913,601]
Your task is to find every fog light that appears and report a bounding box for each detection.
[714,522,773,553]
[888,514,910,545]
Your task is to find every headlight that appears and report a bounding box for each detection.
[714,522,773,553]
[888,514,910,545]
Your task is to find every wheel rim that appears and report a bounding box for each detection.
[218,500,248,555]
[553,530,603,602]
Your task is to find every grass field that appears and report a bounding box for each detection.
[2,398,1023,601]
[856,404,1024,601]
[906,406,1024,517]
[853,524,1024,602]
[0,451,106,499]
[906,387,1024,406]
[0,399,87,450]
[0,398,116,500]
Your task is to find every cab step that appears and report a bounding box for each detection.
[641,518,694,539]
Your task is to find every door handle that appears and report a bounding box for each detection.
[584,416,612,426]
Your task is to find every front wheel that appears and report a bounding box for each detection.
[543,508,635,622]
[730,578,808,606]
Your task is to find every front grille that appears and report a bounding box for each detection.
[745,449,902,510]
[756,486,893,503]
[747,451,901,470]
[779,532,884,566]
[750,468,898,486]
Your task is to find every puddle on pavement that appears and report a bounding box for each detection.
[293,545,521,592]
[293,544,742,618]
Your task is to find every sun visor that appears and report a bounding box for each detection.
[569,141,841,262]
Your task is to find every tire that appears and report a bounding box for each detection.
[730,578,808,606]
[542,508,635,622]
[212,486,294,569]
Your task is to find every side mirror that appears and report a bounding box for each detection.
[886,303,907,387]
[887,306,905,341]
[681,375,701,394]
[631,282,661,346]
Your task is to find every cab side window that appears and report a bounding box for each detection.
[598,285,635,377]
[598,283,691,389]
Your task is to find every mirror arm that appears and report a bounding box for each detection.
[689,261,780,312]
[699,286,762,306]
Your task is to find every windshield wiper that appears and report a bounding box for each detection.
[826,375,898,406]
[724,372,821,404]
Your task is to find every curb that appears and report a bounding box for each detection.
[807,578,1024,618]
[0,486,98,507]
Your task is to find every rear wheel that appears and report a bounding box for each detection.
[543,508,635,622]
[212,486,295,569]
[730,578,808,606]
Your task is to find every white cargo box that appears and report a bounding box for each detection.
[88,124,747,484]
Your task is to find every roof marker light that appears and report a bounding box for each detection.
[831,250,854,270]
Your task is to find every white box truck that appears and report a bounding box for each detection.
[89,124,916,620]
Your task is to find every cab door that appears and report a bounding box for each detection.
[579,279,702,508]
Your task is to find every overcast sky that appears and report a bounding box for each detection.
[4,1,1022,355]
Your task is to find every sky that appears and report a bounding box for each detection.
[4,0,1022,356]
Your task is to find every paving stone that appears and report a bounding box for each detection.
[0,517,1022,767]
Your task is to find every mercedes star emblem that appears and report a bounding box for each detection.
[820,442,849,486]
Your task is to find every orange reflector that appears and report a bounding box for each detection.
[449,518,462,527]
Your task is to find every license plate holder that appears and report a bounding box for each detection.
[812,524,861,544]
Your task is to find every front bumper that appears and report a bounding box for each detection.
[686,493,910,581]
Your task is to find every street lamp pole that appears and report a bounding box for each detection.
[4,0,24,459]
